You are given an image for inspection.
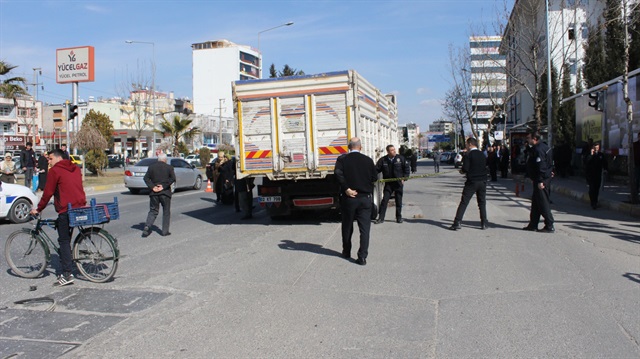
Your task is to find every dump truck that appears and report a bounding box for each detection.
[233,70,399,217]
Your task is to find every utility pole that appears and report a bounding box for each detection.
[27,68,43,147]
[217,98,225,146]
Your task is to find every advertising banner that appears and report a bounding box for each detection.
[56,46,95,83]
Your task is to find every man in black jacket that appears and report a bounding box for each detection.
[142,154,176,237]
[449,137,488,230]
[375,145,410,224]
[20,142,37,188]
[523,132,555,233]
[335,137,378,265]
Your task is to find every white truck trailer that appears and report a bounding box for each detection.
[233,70,398,217]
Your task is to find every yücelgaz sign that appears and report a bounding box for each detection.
[56,46,95,83]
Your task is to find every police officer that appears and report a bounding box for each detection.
[375,145,410,224]
[335,137,378,265]
[523,132,555,233]
[448,137,488,230]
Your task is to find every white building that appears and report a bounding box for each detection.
[501,0,604,126]
[192,39,262,146]
[398,123,420,149]
[0,97,43,154]
[429,120,454,133]
[470,36,507,131]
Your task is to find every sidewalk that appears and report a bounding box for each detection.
[507,173,640,219]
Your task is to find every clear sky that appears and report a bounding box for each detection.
[0,0,508,131]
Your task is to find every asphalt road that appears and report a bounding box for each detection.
[0,160,638,358]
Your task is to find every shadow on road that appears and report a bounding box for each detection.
[622,273,640,284]
[278,239,342,258]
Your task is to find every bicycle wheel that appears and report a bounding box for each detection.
[5,229,48,278]
[73,228,119,283]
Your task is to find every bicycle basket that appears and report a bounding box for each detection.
[67,197,119,226]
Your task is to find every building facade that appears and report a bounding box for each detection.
[0,97,44,154]
[192,39,262,147]
[501,0,604,127]
[428,120,454,133]
[398,123,420,150]
[470,36,507,134]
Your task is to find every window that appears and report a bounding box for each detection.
[0,105,12,116]
[171,159,186,168]
[18,108,28,117]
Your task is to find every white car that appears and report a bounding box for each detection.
[0,183,38,223]
[185,154,200,167]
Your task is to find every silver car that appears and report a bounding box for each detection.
[124,157,203,194]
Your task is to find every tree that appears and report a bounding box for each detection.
[118,63,154,157]
[445,44,478,140]
[0,61,27,98]
[604,0,626,80]
[583,22,609,88]
[629,3,640,70]
[537,65,560,141]
[83,110,114,148]
[156,115,201,157]
[269,63,305,77]
[73,125,108,176]
[557,64,576,146]
[199,147,211,167]
[269,64,278,78]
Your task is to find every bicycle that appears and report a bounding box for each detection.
[4,198,120,283]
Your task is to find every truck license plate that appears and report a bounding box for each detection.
[260,196,281,203]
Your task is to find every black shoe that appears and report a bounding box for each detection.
[142,226,151,238]
[161,232,171,237]
[522,225,537,231]
[374,219,384,224]
[240,215,253,220]
[480,221,489,230]
[342,250,351,259]
[355,257,367,266]
[537,226,555,233]
[396,218,403,223]
[448,222,461,231]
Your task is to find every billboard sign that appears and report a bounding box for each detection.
[56,46,95,83]
[427,135,451,143]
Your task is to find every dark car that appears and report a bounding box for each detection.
[108,155,125,168]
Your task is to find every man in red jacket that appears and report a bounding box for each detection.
[31,149,86,286]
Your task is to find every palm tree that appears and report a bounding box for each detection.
[0,61,28,98]
[155,115,201,157]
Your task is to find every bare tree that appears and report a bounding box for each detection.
[117,62,154,158]
[621,0,638,203]
[445,43,479,140]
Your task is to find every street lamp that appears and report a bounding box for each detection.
[125,40,157,156]
[258,21,294,51]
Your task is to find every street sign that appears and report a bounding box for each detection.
[427,135,451,143]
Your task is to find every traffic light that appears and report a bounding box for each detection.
[68,104,78,121]
[589,91,604,112]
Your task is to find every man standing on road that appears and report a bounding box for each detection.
[375,145,410,224]
[448,137,488,231]
[20,142,37,189]
[142,154,176,238]
[335,137,377,265]
[523,132,555,233]
[586,143,608,209]
[433,150,441,173]
[30,149,86,286]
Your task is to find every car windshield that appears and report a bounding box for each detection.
[136,158,158,166]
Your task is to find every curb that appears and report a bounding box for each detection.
[83,183,125,194]
[550,183,640,219]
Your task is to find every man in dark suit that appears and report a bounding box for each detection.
[449,137,488,230]
[335,137,378,265]
[142,154,176,237]
[375,144,410,224]
[523,132,555,233]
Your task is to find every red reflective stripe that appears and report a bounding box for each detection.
[292,198,334,207]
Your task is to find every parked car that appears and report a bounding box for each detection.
[0,183,38,223]
[124,157,203,194]
[107,155,125,168]
[440,152,451,164]
[185,154,200,167]
[454,152,463,168]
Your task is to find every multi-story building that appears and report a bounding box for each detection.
[192,39,262,146]
[398,123,420,150]
[501,0,604,127]
[429,120,454,134]
[470,36,507,134]
[0,97,43,154]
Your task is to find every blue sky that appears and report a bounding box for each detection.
[0,0,507,131]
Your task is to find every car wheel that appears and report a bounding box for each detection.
[129,188,141,194]
[9,198,31,223]
[193,176,202,190]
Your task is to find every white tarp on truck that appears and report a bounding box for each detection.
[233,70,398,180]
